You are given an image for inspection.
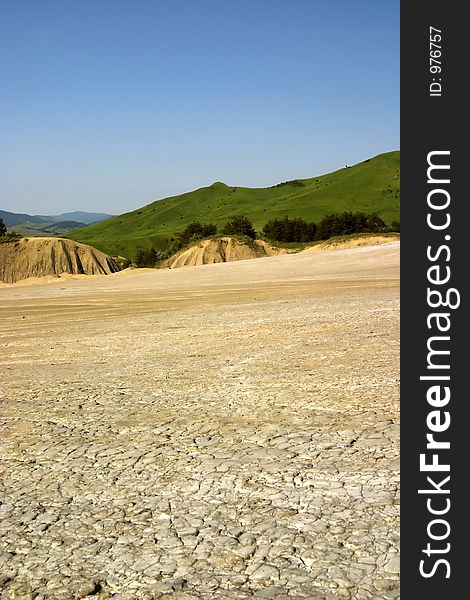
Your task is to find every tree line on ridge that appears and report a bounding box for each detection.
[133,212,399,267]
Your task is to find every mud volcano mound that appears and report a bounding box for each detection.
[161,236,287,269]
[0,237,120,283]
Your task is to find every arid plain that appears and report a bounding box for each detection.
[0,242,400,599]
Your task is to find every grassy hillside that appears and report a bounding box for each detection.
[68,151,399,257]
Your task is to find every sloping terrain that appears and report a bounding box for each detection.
[67,151,400,257]
[161,236,287,268]
[0,237,120,283]
[301,233,400,252]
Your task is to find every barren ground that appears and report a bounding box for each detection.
[0,242,400,600]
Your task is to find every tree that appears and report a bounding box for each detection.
[222,216,257,239]
[178,222,217,246]
[363,212,387,233]
[315,211,387,240]
[0,217,6,237]
[262,216,316,242]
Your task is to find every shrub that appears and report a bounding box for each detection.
[134,247,158,267]
[270,180,305,188]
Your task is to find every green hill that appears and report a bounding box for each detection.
[67,151,399,257]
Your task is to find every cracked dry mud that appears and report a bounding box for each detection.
[0,243,400,599]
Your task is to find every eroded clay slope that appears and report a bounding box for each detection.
[161,236,287,269]
[0,237,120,283]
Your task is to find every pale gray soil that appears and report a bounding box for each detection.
[0,243,400,599]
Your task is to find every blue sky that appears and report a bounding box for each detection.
[1,0,399,215]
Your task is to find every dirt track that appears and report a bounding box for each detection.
[0,242,400,599]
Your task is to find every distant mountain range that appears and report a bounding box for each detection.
[0,210,113,237]
[0,210,113,228]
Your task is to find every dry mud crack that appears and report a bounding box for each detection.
[0,243,400,599]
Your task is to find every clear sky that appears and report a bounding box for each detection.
[1,0,399,215]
